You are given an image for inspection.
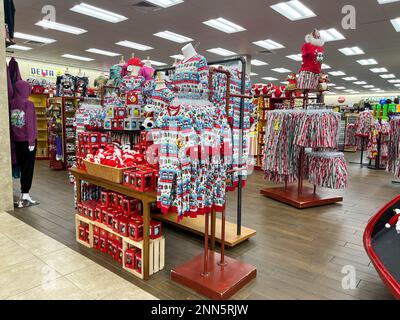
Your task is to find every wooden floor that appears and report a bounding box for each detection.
[10,153,399,300]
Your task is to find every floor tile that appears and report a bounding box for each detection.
[0,240,37,270]
[100,284,158,300]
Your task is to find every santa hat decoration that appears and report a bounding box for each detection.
[305,28,325,47]
[126,57,144,72]
[385,209,400,230]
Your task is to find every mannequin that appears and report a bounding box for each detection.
[155,72,167,90]
[182,43,197,62]
[9,80,38,207]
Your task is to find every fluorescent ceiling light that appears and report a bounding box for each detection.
[170,54,185,60]
[342,77,357,81]
[86,48,120,57]
[329,71,346,76]
[116,41,153,51]
[14,32,56,44]
[391,18,400,32]
[344,89,356,92]
[70,3,127,23]
[388,79,400,83]
[270,0,316,21]
[354,81,367,85]
[154,30,193,43]
[253,39,285,50]
[363,85,375,88]
[334,87,346,90]
[327,83,336,87]
[36,20,87,35]
[262,77,278,81]
[271,68,291,73]
[8,44,32,51]
[338,47,365,56]
[357,59,378,66]
[251,59,268,66]
[394,84,400,87]
[326,92,337,95]
[143,59,167,66]
[378,0,400,4]
[281,81,289,85]
[370,67,388,73]
[207,47,237,56]
[203,17,246,34]
[286,54,302,61]
[322,64,331,70]
[319,28,346,42]
[381,74,396,79]
[145,0,184,8]
[62,54,94,62]
[250,72,258,76]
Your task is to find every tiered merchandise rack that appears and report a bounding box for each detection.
[29,93,49,159]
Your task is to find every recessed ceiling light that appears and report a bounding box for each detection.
[380,74,396,79]
[250,73,259,77]
[319,28,346,42]
[203,17,246,34]
[170,54,185,60]
[286,54,302,61]
[334,87,346,90]
[8,44,32,51]
[344,89,355,92]
[388,79,400,83]
[251,59,268,66]
[378,0,400,4]
[343,77,357,81]
[270,0,316,21]
[329,71,346,76]
[36,20,87,35]
[207,47,237,56]
[322,64,331,70]
[354,81,367,85]
[357,59,378,66]
[14,32,56,44]
[154,30,193,43]
[363,85,375,88]
[86,48,120,57]
[253,39,285,50]
[370,67,388,73]
[327,83,336,87]
[70,3,128,23]
[116,41,153,51]
[262,77,278,81]
[271,68,291,73]
[144,0,184,8]
[62,54,94,62]
[143,59,167,66]
[391,18,400,32]
[338,47,365,56]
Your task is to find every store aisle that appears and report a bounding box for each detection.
[0,211,156,300]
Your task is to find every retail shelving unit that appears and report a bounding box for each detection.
[29,93,49,159]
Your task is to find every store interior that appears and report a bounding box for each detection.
[1,0,400,300]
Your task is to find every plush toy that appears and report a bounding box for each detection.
[298,29,325,90]
[385,209,400,234]
[286,73,297,91]
[140,104,155,131]
[318,73,330,91]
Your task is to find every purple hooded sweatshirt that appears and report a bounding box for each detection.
[9,80,37,146]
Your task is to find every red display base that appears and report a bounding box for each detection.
[171,251,256,300]
[260,185,343,209]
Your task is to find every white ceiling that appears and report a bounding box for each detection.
[8,0,400,93]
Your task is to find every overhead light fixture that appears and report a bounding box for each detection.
[154,30,193,43]
[86,48,120,57]
[394,84,400,87]
[271,68,291,73]
[70,3,128,23]
[322,64,331,70]
[8,44,32,51]
[363,85,375,88]
[116,41,153,51]
[329,71,346,76]
[286,54,302,61]
[203,17,246,34]
[251,59,268,66]
[378,0,400,4]
[391,17,400,32]
[388,79,400,83]
[354,81,367,85]
[270,0,316,21]
[36,20,87,35]
[281,81,289,85]
[319,28,346,42]
[326,92,337,95]
[342,77,357,81]
[334,87,346,90]
[338,47,365,56]
[62,54,94,61]
[253,39,285,50]
[144,0,184,8]
[344,89,355,92]
[250,72,259,76]
[327,83,336,87]
[380,74,396,79]
[357,59,378,66]
[207,47,237,56]
[262,77,278,81]
[370,67,388,73]
[170,54,185,60]
[143,59,167,66]
[14,32,56,44]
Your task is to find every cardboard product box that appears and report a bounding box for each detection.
[128,215,144,242]
[135,251,142,274]
[126,91,140,106]
[150,220,162,240]
[114,107,126,119]
[110,192,119,208]
[105,106,115,119]
[117,194,125,209]
[93,226,100,236]
[101,191,110,207]
[100,207,108,225]
[112,214,122,233]
[123,198,140,215]
[93,234,100,250]
[78,226,89,242]
[100,133,109,145]
[99,236,107,253]
[124,248,136,269]
[104,119,112,130]
[116,242,123,263]
[118,215,129,237]
[108,239,116,257]
[94,207,102,223]
[99,228,108,238]
[123,170,132,186]
[85,145,99,156]
[124,119,133,131]
[134,170,154,192]
[88,133,99,145]
[106,209,117,228]
[86,202,96,221]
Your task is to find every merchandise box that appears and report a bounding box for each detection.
[117,242,123,263]
[124,248,136,270]
[101,191,110,207]
[134,170,154,192]
[117,194,125,209]
[93,226,100,236]
[104,119,112,130]
[88,133,99,144]
[123,198,139,214]
[150,220,162,240]
[93,234,100,250]
[128,215,144,242]
[111,119,124,131]
[135,251,142,274]
[106,209,117,228]
[99,236,107,253]
[118,215,129,237]
[127,105,141,118]
[99,228,108,238]
[126,92,140,106]
[114,107,126,119]
[105,106,115,119]
[112,214,123,233]
[77,203,83,216]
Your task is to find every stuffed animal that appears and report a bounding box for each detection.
[385,209,400,234]
[318,73,330,91]
[140,104,155,131]
[286,73,297,91]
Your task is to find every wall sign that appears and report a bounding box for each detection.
[30,67,61,78]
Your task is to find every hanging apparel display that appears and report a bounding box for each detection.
[4,0,15,43]
[367,120,390,166]
[56,73,75,97]
[387,117,400,178]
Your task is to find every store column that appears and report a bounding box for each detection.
[0,0,14,212]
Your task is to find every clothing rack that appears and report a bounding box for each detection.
[368,118,386,171]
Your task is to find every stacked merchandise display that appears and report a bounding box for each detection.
[28,93,49,159]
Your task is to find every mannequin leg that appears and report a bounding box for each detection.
[15,141,37,204]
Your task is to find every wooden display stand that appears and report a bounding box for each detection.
[29,93,49,160]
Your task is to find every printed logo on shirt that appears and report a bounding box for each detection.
[10,109,26,128]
